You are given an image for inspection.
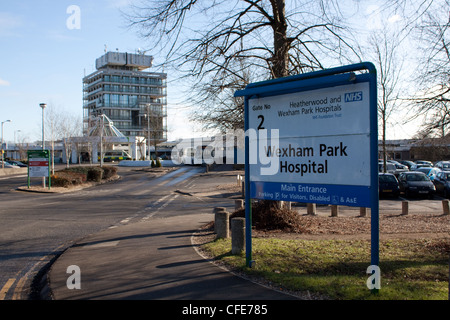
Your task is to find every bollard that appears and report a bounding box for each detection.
[235,199,244,211]
[331,205,339,217]
[442,200,450,215]
[284,202,291,210]
[231,217,246,255]
[307,203,316,216]
[360,207,367,217]
[213,207,226,232]
[215,211,230,239]
[402,201,409,215]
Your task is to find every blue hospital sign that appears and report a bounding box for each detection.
[236,62,379,269]
[248,81,372,207]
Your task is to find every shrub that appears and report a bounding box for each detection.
[60,166,102,182]
[63,166,89,175]
[51,171,87,187]
[87,167,103,182]
[230,201,308,233]
[101,165,117,179]
[53,165,117,186]
[51,175,71,188]
[156,158,162,167]
[151,159,156,168]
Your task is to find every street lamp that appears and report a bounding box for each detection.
[145,104,151,161]
[40,103,46,150]
[14,130,21,160]
[39,103,47,187]
[1,120,11,169]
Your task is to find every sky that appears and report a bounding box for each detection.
[0,0,200,144]
[0,0,423,144]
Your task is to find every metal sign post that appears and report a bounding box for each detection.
[235,62,378,269]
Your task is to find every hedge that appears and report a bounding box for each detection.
[51,171,87,187]
[52,166,118,187]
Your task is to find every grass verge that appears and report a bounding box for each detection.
[201,237,449,300]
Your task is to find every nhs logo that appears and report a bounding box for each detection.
[344,91,363,102]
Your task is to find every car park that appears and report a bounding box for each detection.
[433,171,450,198]
[397,171,436,198]
[379,173,400,198]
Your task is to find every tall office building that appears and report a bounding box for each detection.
[83,51,167,143]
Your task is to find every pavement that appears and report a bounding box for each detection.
[45,166,299,301]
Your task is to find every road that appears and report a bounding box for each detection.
[0,165,236,300]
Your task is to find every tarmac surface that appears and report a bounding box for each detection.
[45,166,298,301]
[47,213,297,300]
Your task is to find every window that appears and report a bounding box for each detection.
[120,95,128,106]
[111,94,119,105]
[104,94,110,106]
[129,95,137,106]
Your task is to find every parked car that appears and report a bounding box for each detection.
[397,171,436,198]
[378,162,397,174]
[434,161,450,170]
[433,171,450,198]
[415,160,433,166]
[412,167,441,181]
[7,160,27,167]
[379,173,400,198]
[410,163,432,170]
[398,160,415,169]
[0,161,20,168]
[387,160,409,174]
[387,160,408,169]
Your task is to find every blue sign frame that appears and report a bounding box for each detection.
[235,62,379,268]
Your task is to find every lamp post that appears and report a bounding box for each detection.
[146,105,151,161]
[14,129,21,160]
[39,103,46,187]
[1,120,11,169]
[40,103,46,150]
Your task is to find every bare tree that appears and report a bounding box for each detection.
[125,0,360,130]
[59,113,83,168]
[190,68,248,132]
[409,0,450,136]
[367,27,404,170]
[44,104,83,169]
[45,103,62,174]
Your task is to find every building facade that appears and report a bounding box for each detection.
[83,51,167,144]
